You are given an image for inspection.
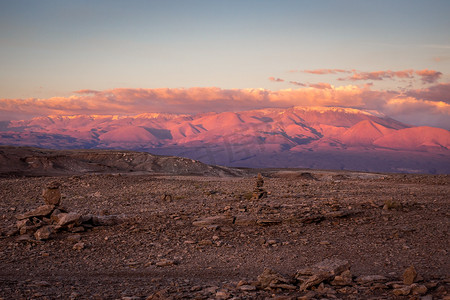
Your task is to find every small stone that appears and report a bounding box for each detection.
[393,286,411,296]
[331,270,353,286]
[198,239,213,246]
[66,234,82,242]
[16,234,35,242]
[215,290,230,299]
[300,272,331,291]
[16,219,32,229]
[337,286,357,294]
[73,242,85,250]
[50,209,64,223]
[411,284,427,295]
[34,225,55,240]
[239,285,256,291]
[356,275,388,285]
[155,259,175,267]
[403,265,417,285]
[70,226,85,233]
[203,286,218,294]
[296,259,350,278]
[298,291,317,300]
[257,268,293,289]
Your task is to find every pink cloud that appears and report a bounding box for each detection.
[337,69,441,84]
[405,83,450,103]
[289,81,306,87]
[268,77,284,82]
[1,84,449,129]
[414,69,442,84]
[339,70,414,81]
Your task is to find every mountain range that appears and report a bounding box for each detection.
[1,106,449,173]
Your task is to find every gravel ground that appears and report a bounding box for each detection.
[0,171,449,299]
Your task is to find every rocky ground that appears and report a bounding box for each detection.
[0,170,449,299]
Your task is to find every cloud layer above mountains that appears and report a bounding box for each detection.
[0,83,449,129]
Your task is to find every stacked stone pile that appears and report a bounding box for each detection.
[10,181,121,241]
[251,173,268,200]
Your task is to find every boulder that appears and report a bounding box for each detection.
[42,186,61,206]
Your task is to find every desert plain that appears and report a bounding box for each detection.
[0,148,449,299]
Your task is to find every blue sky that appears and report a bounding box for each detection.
[1,0,449,98]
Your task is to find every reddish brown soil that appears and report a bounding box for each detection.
[0,171,449,299]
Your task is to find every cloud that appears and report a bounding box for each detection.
[405,83,450,104]
[309,82,332,89]
[336,69,442,84]
[338,70,415,81]
[1,84,449,129]
[272,78,332,89]
[73,89,101,95]
[301,69,351,75]
[268,77,284,82]
[414,69,442,84]
[289,81,306,87]
[383,97,450,128]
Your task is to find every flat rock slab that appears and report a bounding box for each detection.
[57,212,82,227]
[16,205,55,220]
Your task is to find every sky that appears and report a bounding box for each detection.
[0,0,449,128]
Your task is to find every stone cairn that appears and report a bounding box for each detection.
[10,181,120,241]
[251,173,267,200]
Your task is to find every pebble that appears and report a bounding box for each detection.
[73,242,85,250]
